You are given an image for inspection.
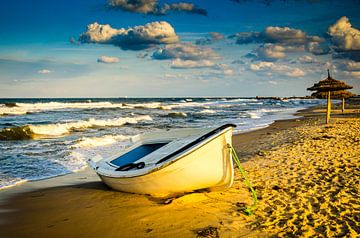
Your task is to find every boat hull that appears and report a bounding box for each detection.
[99,128,234,197]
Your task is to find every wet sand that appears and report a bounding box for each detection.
[0,105,359,237]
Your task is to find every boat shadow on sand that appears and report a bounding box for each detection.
[0,180,255,238]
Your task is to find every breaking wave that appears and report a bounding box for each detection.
[198,109,216,114]
[0,101,174,116]
[0,115,152,140]
[167,112,188,118]
[72,135,131,148]
[0,99,254,116]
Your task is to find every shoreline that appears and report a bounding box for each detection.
[0,106,308,193]
[0,104,359,237]
[0,105,327,203]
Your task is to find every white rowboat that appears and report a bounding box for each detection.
[88,124,236,197]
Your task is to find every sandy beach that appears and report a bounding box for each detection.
[0,103,359,238]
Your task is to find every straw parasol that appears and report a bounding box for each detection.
[311,90,355,100]
[307,70,353,123]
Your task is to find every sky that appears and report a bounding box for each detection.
[0,0,359,98]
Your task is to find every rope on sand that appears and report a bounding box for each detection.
[228,144,258,215]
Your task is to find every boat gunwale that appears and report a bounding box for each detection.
[95,125,235,179]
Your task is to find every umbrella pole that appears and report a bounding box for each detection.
[342,97,345,113]
[326,91,331,124]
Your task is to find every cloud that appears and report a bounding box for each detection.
[69,37,80,45]
[97,56,120,63]
[38,69,52,74]
[108,0,157,14]
[231,25,327,58]
[305,42,330,55]
[108,0,207,16]
[229,32,261,44]
[250,61,305,77]
[337,60,360,79]
[212,64,235,75]
[341,60,360,71]
[254,44,287,61]
[231,0,326,5]
[263,26,323,45]
[194,63,235,80]
[152,43,219,61]
[210,32,225,41]
[170,59,216,69]
[0,58,89,83]
[249,61,274,71]
[79,21,179,50]
[344,71,360,78]
[298,55,316,64]
[161,3,207,15]
[286,68,306,77]
[231,59,246,64]
[328,16,360,51]
[231,26,323,45]
[196,32,225,45]
[251,43,305,61]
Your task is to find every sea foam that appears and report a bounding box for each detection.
[0,115,152,140]
[72,135,131,148]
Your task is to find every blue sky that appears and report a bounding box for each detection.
[0,0,359,97]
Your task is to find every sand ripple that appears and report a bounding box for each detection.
[245,118,360,237]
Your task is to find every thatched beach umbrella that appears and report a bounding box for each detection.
[307,70,353,123]
[311,90,355,100]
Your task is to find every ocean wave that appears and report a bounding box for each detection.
[0,101,124,116]
[167,112,188,118]
[198,109,216,114]
[124,102,172,110]
[246,111,262,119]
[0,115,152,140]
[0,99,259,116]
[0,101,174,116]
[0,176,27,190]
[72,135,131,148]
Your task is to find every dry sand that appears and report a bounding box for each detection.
[0,105,359,238]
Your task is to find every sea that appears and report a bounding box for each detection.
[0,97,323,189]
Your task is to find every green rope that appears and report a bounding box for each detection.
[228,144,257,216]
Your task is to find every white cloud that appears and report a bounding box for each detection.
[108,0,157,14]
[338,60,360,79]
[210,32,225,41]
[152,43,219,61]
[328,16,360,51]
[342,60,360,71]
[232,26,323,46]
[38,69,52,74]
[298,55,316,63]
[232,25,329,58]
[286,68,305,77]
[264,26,323,45]
[108,0,207,16]
[254,44,287,61]
[79,21,179,50]
[97,56,120,63]
[196,32,225,45]
[79,23,126,43]
[170,59,215,69]
[213,64,235,75]
[160,2,207,15]
[250,61,305,77]
[344,71,360,78]
[305,42,330,55]
[250,61,274,71]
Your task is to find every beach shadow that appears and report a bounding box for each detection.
[66,181,110,191]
